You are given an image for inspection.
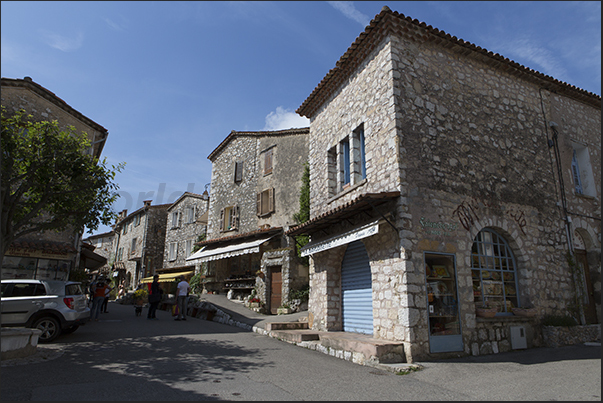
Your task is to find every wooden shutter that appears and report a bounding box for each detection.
[268,188,274,213]
[230,206,239,229]
[257,193,262,216]
[265,149,273,174]
[235,161,243,182]
[219,208,224,231]
[572,150,583,194]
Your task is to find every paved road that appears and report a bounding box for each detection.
[1,301,600,401]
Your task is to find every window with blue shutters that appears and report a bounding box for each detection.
[571,149,583,194]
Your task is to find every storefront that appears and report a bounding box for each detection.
[1,241,76,281]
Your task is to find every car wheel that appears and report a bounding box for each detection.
[61,324,79,334]
[32,316,61,343]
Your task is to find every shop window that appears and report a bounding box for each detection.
[256,188,274,217]
[220,205,239,231]
[571,142,596,197]
[471,229,519,314]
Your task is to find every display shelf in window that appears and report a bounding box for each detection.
[223,277,256,290]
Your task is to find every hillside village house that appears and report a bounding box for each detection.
[286,7,601,362]
[187,128,309,313]
[1,76,108,280]
[159,191,210,280]
[81,230,117,276]
[111,201,170,288]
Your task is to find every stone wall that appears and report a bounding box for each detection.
[305,28,600,361]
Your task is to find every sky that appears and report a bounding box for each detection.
[2,1,601,237]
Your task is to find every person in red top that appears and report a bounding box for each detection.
[90,278,109,321]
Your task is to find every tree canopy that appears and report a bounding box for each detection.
[1,107,124,259]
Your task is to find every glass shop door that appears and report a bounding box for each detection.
[424,252,463,353]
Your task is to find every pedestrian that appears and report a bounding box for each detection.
[147,274,162,320]
[90,278,109,321]
[101,280,113,313]
[175,275,191,321]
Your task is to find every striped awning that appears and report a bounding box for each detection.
[185,234,276,263]
[139,270,194,284]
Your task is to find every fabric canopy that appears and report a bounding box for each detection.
[300,220,380,257]
[139,270,194,284]
[185,235,275,263]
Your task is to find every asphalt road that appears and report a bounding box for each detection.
[1,301,600,401]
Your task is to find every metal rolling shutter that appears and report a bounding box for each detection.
[341,241,373,335]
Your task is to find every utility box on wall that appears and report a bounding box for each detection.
[510,326,528,349]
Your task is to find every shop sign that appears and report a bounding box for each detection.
[301,220,379,257]
[420,217,458,237]
[5,247,72,260]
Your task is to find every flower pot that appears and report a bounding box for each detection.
[476,307,498,318]
[277,307,292,315]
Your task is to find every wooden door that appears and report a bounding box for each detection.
[575,250,598,324]
[270,267,282,315]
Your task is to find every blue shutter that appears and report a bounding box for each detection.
[342,139,350,185]
[359,128,366,179]
[342,241,373,335]
[572,150,583,194]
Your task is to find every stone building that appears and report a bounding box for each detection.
[286,7,601,362]
[112,201,170,289]
[187,128,310,313]
[1,76,108,281]
[161,191,210,277]
[81,230,116,275]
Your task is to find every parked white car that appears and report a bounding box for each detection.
[1,279,90,342]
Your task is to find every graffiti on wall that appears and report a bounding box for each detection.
[451,197,527,235]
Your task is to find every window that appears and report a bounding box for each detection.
[117,247,124,261]
[122,222,128,235]
[257,188,274,216]
[134,214,141,227]
[234,161,243,183]
[220,206,239,231]
[185,240,193,258]
[471,229,519,314]
[131,238,137,253]
[171,211,179,229]
[264,148,273,175]
[571,142,596,197]
[168,242,177,261]
[328,124,367,196]
[185,207,195,224]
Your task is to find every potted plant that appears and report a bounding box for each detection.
[476,303,498,318]
[133,288,148,306]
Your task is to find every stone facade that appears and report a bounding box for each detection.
[193,128,310,312]
[1,77,109,281]
[82,231,117,274]
[291,7,601,362]
[112,201,169,289]
[163,191,210,272]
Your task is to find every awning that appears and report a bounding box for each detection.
[300,220,380,257]
[186,235,276,263]
[140,270,194,284]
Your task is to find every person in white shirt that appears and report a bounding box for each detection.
[175,276,191,321]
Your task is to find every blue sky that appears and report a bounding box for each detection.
[2,1,600,236]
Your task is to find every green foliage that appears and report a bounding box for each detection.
[192,233,206,253]
[293,162,310,261]
[289,284,310,302]
[133,288,148,301]
[1,107,125,258]
[293,162,310,224]
[190,273,203,293]
[68,268,89,283]
[542,314,578,327]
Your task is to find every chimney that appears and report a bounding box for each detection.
[143,200,152,207]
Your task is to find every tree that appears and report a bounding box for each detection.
[1,107,124,261]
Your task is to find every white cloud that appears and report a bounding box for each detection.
[263,106,309,131]
[328,1,370,27]
[40,30,84,52]
[104,15,129,32]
